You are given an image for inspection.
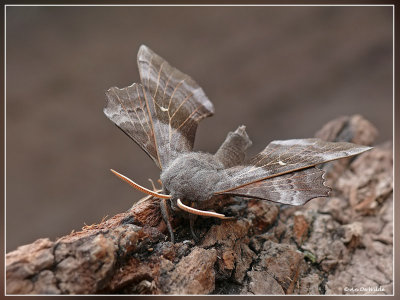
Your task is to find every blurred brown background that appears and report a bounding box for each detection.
[6,6,392,252]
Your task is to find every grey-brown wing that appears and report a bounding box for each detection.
[137,45,214,169]
[219,167,331,206]
[215,138,372,194]
[104,83,160,168]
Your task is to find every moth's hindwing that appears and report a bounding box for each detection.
[104,83,160,168]
[221,167,330,205]
[215,138,372,205]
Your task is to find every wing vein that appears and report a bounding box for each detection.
[162,70,175,102]
[167,79,185,111]
[153,61,165,98]
[146,54,154,90]
[143,89,162,168]
[176,105,201,131]
[127,87,151,142]
[170,92,194,120]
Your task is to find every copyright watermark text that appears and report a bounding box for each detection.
[344,286,385,293]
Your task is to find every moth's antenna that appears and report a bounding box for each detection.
[177,199,233,220]
[110,169,171,199]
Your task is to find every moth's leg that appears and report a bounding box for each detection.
[148,178,156,191]
[214,125,252,168]
[160,198,175,243]
[148,179,164,194]
[187,201,199,242]
[189,216,199,242]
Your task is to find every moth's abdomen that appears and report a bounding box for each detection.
[215,125,252,168]
[160,152,225,203]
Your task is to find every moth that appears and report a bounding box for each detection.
[104,45,371,243]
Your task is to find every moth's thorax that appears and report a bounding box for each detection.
[160,152,225,203]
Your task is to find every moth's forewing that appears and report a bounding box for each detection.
[220,167,330,206]
[104,83,161,168]
[137,45,214,168]
[215,138,372,196]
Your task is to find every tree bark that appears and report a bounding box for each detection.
[6,115,393,295]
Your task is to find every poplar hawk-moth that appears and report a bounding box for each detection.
[104,45,371,242]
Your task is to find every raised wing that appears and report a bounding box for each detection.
[104,45,214,169]
[104,83,160,168]
[137,45,214,169]
[215,138,372,199]
[220,167,330,205]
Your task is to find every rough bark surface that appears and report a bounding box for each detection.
[6,115,393,295]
